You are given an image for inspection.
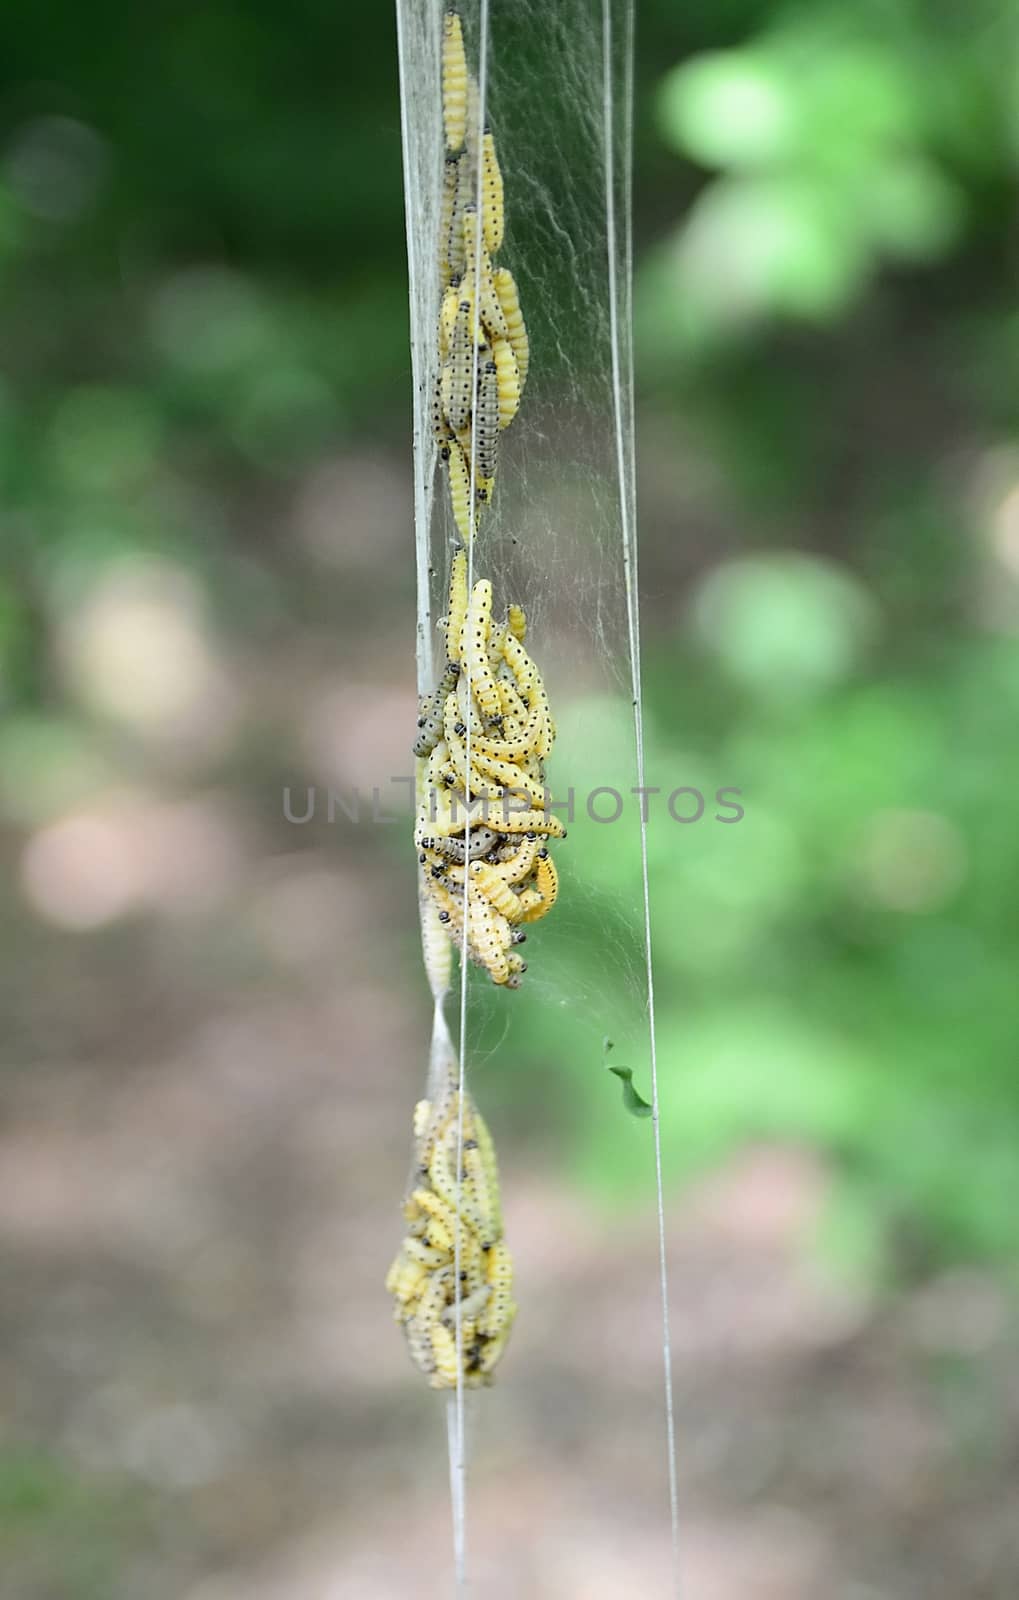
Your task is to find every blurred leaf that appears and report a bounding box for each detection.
[658,51,796,168]
[690,553,878,701]
[864,158,965,262]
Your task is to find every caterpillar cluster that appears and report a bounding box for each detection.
[386,1085,516,1388]
[435,9,529,542]
[414,550,562,988]
[390,9,544,1398]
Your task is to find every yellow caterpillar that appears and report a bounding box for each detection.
[445,435,473,543]
[492,266,529,389]
[468,860,529,924]
[479,1242,516,1339]
[441,11,468,153]
[463,892,512,985]
[469,747,548,808]
[481,130,504,254]
[459,578,502,723]
[534,851,558,910]
[443,549,469,661]
[491,337,521,430]
[470,698,549,762]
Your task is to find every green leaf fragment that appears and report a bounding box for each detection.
[607,1064,653,1119]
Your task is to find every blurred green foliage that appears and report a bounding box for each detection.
[0,1446,152,1597]
[483,0,1019,1284]
[1,0,1018,1292]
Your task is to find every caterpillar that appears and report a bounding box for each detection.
[475,359,500,482]
[491,336,521,430]
[441,11,468,153]
[492,266,529,389]
[480,130,504,254]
